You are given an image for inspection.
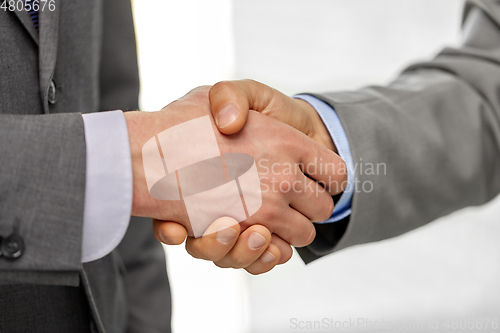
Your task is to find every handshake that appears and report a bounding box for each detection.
[125,80,347,275]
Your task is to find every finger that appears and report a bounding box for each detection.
[185,217,240,261]
[298,137,348,195]
[209,79,275,135]
[214,225,272,269]
[270,234,293,265]
[245,243,281,275]
[153,220,188,245]
[289,169,335,222]
[271,206,316,248]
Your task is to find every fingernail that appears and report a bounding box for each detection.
[217,226,238,244]
[248,232,266,250]
[261,251,276,263]
[216,105,239,128]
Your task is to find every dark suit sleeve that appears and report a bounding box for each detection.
[117,218,172,333]
[298,0,500,262]
[99,0,140,112]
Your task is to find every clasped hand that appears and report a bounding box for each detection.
[124,81,347,275]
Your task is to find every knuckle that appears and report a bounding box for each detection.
[305,226,316,246]
[191,85,211,95]
[210,81,235,96]
[334,159,348,192]
[214,261,230,269]
[267,211,282,226]
[258,205,280,226]
[211,252,226,262]
[198,246,219,261]
[280,252,292,264]
[185,86,210,102]
[187,240,217,260]
[278,247,293,264]
[291,225,315,248]
[229,254,250,269]
[185,243,202,260]
[244,78,258,85]
[246,268,262,276]
[241,78,259,89]
[320,198,334,221]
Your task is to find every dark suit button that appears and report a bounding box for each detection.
[2,233,24,260]
[48,79,58,105]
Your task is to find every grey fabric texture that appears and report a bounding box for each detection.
[0,0,171,332]
[0,9,86,281]
[298,0,500,262]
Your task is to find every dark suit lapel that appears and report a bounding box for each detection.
[39,6,60,114]
[12,10,39,46]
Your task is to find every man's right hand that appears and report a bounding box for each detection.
[125,85,346,252]
[209,79,337,153]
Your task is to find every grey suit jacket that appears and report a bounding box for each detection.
[299,0,500,263]
[0,1,171,332]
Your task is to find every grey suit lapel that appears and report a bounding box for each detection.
[13,10,39,46]
[39,6,61,114]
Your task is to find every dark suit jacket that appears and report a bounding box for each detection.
[0,1,171,332]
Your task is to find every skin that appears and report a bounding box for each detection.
[209,80,337,153]
[125,85,346,274]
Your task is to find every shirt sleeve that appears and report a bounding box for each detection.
[294,95,354,223]
[81,110,133,263]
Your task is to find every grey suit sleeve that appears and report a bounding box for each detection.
[299,0,500,262]
[0,113,86,283]
[98,0,172,331]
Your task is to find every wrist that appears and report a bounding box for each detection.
[124,109,191,222]
[295,99,337,154]
[124,111,157,216]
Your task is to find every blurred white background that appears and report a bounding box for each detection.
[133,1,500,332]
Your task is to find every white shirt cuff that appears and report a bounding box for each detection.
[81,110,133,263]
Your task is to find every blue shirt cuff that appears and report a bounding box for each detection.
[294,95,354,223]
[81,110,132,262]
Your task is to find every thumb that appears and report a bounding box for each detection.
[209,79,269,135]
[153,220,188,245]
